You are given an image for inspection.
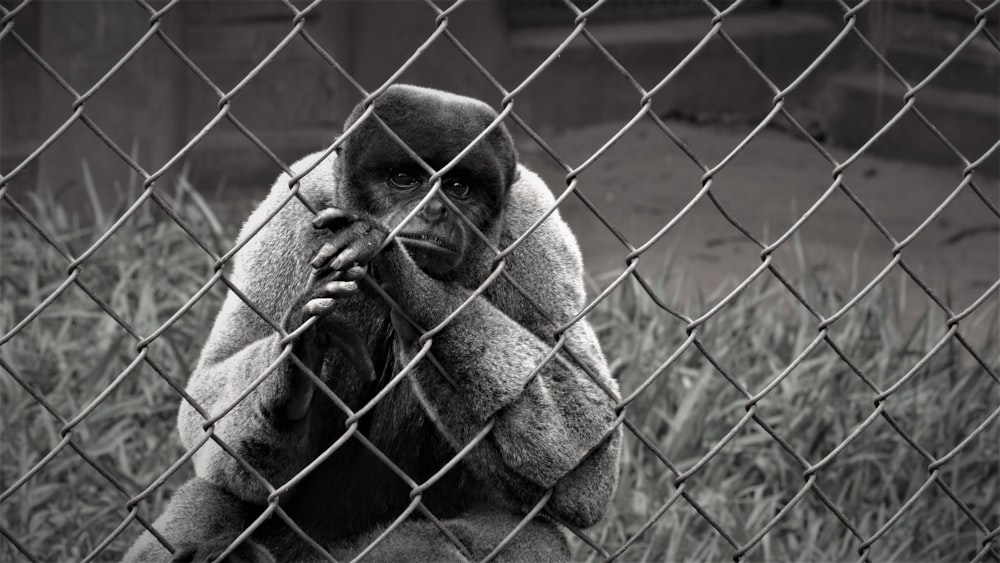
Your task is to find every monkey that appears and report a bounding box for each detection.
[124,84,621,562]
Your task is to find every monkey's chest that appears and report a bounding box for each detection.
[287,381,482,540]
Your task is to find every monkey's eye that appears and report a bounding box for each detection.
[444,179,471,199]
[389,171,421,189]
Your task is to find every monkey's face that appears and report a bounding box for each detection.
[382,168,478,278]
[336,85,518,281]
[346,157,503,280]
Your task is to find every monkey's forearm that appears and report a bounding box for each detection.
[405,302,620,527]
[383,258,620,525]
[401,302,616,479]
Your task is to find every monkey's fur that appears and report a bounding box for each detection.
[125,85,621,562]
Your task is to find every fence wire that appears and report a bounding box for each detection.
[1,0,998,561]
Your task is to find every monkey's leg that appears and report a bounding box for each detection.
[123,477,273,563]
[443,511,570,563]
[326,512,568,563]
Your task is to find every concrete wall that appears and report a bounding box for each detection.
[3,0,989,213]
[0,0,511,209]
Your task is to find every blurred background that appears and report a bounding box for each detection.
[1,1,998,561]
[3,0,998,300]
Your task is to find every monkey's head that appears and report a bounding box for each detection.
[335,84,517,281]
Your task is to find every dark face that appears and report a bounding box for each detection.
[379,166,486,278]
[336,85,517,280]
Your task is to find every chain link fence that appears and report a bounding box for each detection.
[2,0,999,561]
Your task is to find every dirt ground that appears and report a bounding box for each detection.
[514,118,999,325]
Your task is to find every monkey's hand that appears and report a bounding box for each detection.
[309,207,390,274]
[279,263,375,422]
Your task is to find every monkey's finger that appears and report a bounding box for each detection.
[312,208,356,230]
[311,223,379,270]
[329,246,362,271]
[310,265,369,286]
[335,264,368,281]
[302,298,338,317]
[318,280,360,299]
[331,226,386,271]
[310,240,351,270]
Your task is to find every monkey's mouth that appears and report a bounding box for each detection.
[398,234,462,276]
[397,234,459,257]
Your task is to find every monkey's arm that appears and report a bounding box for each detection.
[381,170,622,529]
[177,152,341,503]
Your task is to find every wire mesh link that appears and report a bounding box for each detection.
[1,0,998,561]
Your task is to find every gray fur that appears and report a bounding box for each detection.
[125,87,620,562]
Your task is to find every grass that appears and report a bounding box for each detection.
[1,174,230,561]
[1,178,998,562]
[581,253,1000,561]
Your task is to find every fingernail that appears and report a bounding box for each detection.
[345,265,366,280]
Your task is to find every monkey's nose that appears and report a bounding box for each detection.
[421,199,448,221]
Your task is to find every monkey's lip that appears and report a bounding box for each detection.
[398,235,460,257]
